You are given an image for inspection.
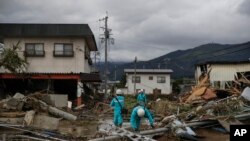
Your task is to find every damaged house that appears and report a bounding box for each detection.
[0,23,101,106]
[195,61,250,89]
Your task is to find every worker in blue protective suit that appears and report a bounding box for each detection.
[137,89,147,106]
[110,89,125,127]
[130,105,154,131]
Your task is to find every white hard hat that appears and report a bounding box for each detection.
[116,89,122,95]
[138,89,143,93]
[137,108,145,117]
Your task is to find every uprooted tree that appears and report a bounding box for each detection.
[0,41,28,73]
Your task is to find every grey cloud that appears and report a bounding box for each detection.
[238,0,250,16]
[0,0,250,61]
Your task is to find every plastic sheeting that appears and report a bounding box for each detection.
[242,87,250,101]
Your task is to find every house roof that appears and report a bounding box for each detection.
[0,23,97,51]
[124,69,173,74]
[196,61,250,66]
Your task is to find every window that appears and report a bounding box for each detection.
[157,76,166,83]
[0,43,4,54]
[25,43,44,57]
[54,43,74,57]
[85,46,90,59]
[132,76,141,83]
[200,65,207,73]
[213,81,221,89]
[149,76,153,80]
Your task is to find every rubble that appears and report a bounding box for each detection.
[0,92,85,140]
[0,70,249,141]
[150,71,250,140]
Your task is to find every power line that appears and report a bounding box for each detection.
[202,45,250,60]
[99,13,115,96]
[116,38,168,50]
[178,42,250,60]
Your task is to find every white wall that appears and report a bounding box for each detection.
[209,64,250,81]
[1,37,91,73]
[119,88,128,95]
[195,63,250,89]
[126,74,172,94]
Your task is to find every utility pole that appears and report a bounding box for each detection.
[134,56,137,95]
[99,13,114,96]
[114,65,117,81]
[104,15,108,96]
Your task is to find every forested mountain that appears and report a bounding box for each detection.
[97,41,250,80]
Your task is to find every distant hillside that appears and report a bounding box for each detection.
[97,41,250,80]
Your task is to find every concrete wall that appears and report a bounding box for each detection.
[126,74,172,94]
[49,94,68,107]
[1,37,91,73]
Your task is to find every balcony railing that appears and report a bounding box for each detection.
[53,51,74,57]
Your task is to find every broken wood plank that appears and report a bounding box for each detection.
[0,112,26,118]
[0,123,67,141]
[192,87,207,96]
[90,127,168,141]
[74,104,85,110]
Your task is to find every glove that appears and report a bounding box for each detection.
[151,124,155,129]
[134,128,139,132]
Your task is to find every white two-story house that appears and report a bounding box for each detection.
[0,23,100,106]
[124,69,173,94]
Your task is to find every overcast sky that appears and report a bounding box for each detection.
[0,0,250,62]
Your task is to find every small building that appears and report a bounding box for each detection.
[195,61,250,89]
[124,69,173,94]
[0,23,101,106]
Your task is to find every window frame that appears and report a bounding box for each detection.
[53,43,74,57]
[132,76,141,83]
[149,76,153,80]
[157,76,166,83]
[25,43,45,57]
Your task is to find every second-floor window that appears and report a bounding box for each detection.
[149,76,153,80]
[25,43,44,57]
[54,43,74,57]
[132,76,141,83]
[157,76,166,83]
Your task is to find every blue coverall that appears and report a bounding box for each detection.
[137,92,147,106]
[110,96,125,127]
[130,105,154,131]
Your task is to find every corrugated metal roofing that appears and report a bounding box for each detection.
[0,72,101,82]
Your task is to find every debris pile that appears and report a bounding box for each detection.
[151,72,250,140]
[0,92,99,140]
